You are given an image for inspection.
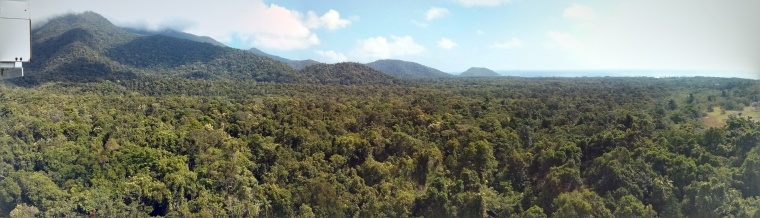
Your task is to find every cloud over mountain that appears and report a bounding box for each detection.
[351,36,425,61]
[32,0,353,51]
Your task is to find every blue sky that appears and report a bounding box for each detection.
[30,0,760,78]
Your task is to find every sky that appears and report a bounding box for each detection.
[27,0,760,79]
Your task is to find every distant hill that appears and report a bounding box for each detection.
[289,59,321,70]
[460,67,500,77]
[122,28,227,47]
[299,62,401,85]
[248,48,320,70]
[366,59,452,79]
[18,11,301,85]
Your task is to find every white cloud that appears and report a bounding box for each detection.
[351,36,425,61]
[305,9,352,31]
[563,3,596,20]
[493,37,523,49]
[477,30,485,35]
[438,37,457,49]
[456,0,511,7]
[30,0,354,51]
[546,31,580,50]
[315,50,348,63]
[234,4,321,50]
[411,20,429,28]
[211,3,322,50]
[425,7,450,21]
[253,33,320,51]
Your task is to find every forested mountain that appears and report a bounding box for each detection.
[460,67,500,77]
[22,12,142,84]
[248,47,320,70]
[15,12,320,85]
[298,62,402,85]
[367,59,452,79]
[31,11,136,50]
[123,28,228,47]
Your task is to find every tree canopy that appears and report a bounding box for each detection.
[1,76,758,217]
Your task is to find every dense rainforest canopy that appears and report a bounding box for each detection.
[1,76,759,217]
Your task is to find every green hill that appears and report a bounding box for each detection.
[299,62,402,85]
[460,67,500,77]
[367,59,452,79]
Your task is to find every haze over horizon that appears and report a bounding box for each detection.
[28,0,760,79]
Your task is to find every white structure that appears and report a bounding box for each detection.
[0,0,31,80]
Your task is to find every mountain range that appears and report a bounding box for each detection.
[125,27,320,70]
[13,11,494,86]
[19,12,316,85]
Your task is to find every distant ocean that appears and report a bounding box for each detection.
[488,70,758,79]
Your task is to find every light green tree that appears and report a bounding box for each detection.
[552,188,611,218]
[9,204,39,218]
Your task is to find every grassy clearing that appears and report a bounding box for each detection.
[703,105,760,128]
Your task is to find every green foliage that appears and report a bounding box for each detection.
[0,76,757,217]
[584,147,657,200]
[9,204,39,218]
[552,188,611,218]
[107,35,225,68]
[742,146,760,197]
[3,17,760,217]
[298,62,402,85]
[669,99,678,110]
[0,74,760,217]
[613,195,657,218]
[681,173,741,217]
[520,206,548,218]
